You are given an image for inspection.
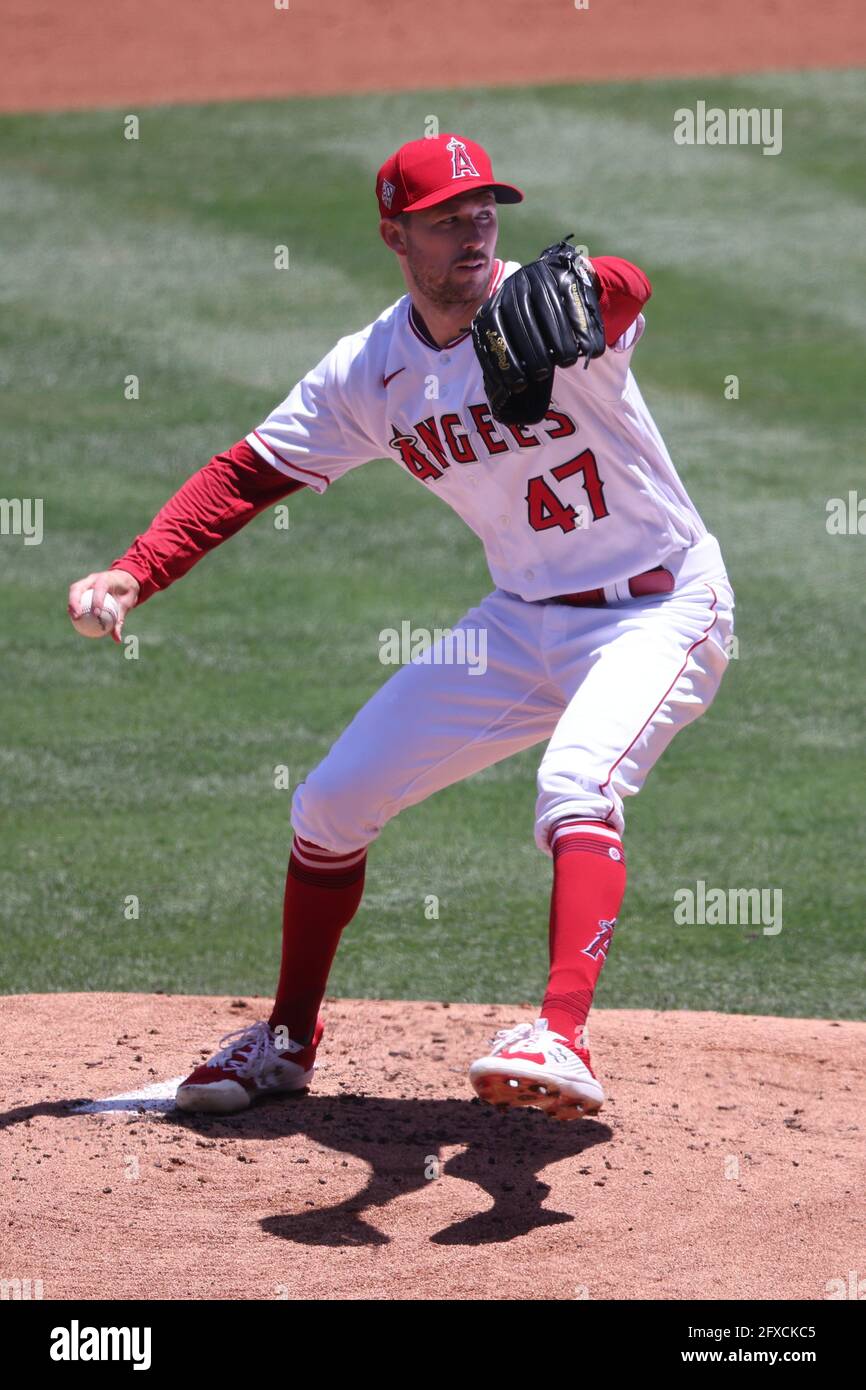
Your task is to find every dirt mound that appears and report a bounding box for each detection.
[0,993,861,1300]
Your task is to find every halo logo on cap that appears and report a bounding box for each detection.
[447,137,480,180]
[375,133,524,218]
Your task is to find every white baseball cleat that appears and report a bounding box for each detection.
[469,1017,604,1120]
[175,1017,323,1114]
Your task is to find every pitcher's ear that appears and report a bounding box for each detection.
[380,216,409,255]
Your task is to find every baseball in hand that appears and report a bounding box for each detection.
[70,588,120,639]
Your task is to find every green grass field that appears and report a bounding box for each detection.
[1,72,864,1016]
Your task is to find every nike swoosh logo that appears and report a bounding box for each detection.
[382,368,406,388]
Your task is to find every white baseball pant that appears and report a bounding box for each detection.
[291,533,734,856]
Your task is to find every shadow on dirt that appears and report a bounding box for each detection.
[167,1091,612,1248]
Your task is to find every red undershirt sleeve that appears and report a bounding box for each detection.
[590,256,653,347]
[111,440,305,603]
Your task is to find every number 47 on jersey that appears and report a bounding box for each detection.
[525,449,609,533]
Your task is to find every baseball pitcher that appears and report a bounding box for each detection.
[68,134,735,1121]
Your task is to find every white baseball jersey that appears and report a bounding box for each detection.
[248,258,706,601]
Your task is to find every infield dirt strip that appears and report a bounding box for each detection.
[2,0,866,111]
[1,995,863,1300]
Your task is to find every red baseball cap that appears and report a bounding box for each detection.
[376,134,523,218]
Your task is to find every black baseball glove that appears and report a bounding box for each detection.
[471,236,606,426]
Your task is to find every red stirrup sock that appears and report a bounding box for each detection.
[268,835,367,1044]
[541,818,627,1045]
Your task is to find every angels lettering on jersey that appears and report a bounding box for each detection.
[248,257,707,602]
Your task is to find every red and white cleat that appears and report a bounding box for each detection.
[175,1017,324,1114]
[469,1017,604,1120]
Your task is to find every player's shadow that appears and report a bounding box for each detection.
[0,1098,102,1130]
[168,1093,611,1248]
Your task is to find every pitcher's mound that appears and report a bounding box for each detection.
[0,993,862,1300]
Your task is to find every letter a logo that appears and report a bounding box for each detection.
[581,918,616,961]
[446,137,480,181]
